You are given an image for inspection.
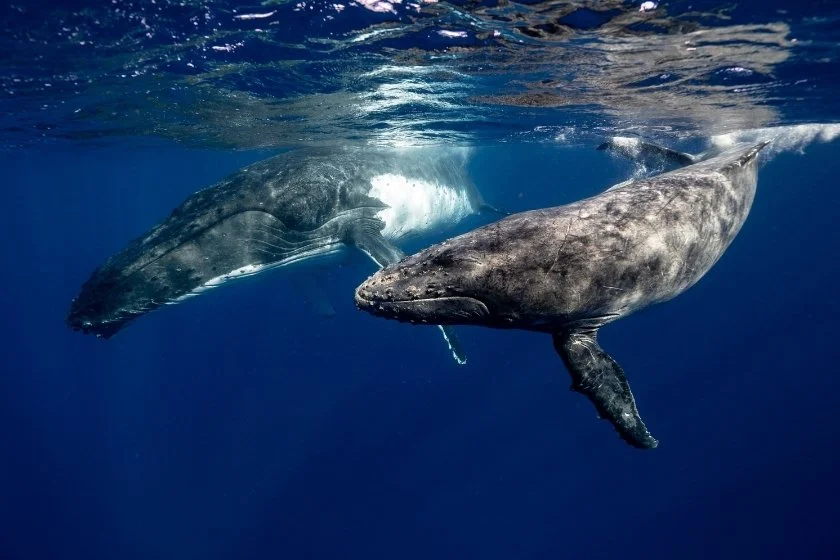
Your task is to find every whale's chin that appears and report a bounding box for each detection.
[65,312,129,339]
[354,291,490,324]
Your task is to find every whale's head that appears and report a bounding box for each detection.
[354,222,532,328]
[65,231,269,339]
[65,207,285,338]
[66,159,352,338]
[67,263,150,339]
[355,210,570,331]
[67,204,350,338]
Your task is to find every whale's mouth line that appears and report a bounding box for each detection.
[354,290,491,321]
[355,294,479,306]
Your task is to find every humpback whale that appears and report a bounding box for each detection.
[67,146,500,364]
[355,141,769,447]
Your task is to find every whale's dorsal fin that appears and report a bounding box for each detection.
[598,137,697,168]
[553,329,658,449]
[348,221,468,365]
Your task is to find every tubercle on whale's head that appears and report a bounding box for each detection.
[354,238,499,326]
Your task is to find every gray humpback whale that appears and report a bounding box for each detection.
[355,141,769,447]
[67,147,501,364]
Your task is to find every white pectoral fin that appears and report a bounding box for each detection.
[437,325,467,365]
[350,221,404,268]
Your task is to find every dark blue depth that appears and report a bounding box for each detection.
[0,139,838,559]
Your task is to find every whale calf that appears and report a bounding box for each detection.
[67,146,502,364]
[355,141,769,447]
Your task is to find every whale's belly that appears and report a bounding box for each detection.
[368,173,475,241]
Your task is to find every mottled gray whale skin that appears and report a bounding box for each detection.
[355,141,769,448]
[67,146,496,363]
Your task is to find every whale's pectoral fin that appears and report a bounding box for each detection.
[346,220,404,268]
[597,138,696,169]
[436,325,467,365]
[553,329,658,449]
[348,223,468,365]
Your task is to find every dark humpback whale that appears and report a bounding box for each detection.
[67,146,501,364]
[355,141,769,448]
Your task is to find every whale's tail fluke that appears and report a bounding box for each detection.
[736,140,771,167]
[597,137,698,168]
[601,123,840,172]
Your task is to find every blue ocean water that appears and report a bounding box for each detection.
[2,1,840,559]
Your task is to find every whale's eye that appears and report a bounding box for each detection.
[431,250,456,267]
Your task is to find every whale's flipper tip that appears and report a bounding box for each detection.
[349,225,469,366]
[553,329,658,450]
[438,325,467,365]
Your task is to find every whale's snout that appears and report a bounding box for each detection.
[66,291,133,339]
[66,315,123,338]
[354,254,490,325]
